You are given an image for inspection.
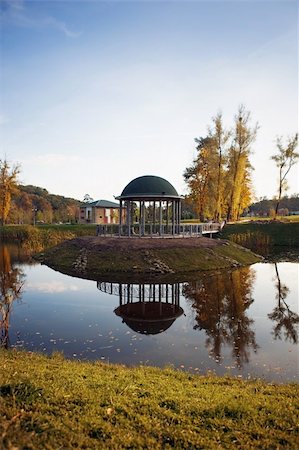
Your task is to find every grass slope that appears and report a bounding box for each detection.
[220,221,299,250]
[0,350,298,449]
[0,224,97,252]
[39,237,262,282]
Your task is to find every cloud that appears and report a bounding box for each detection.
[42,16,81,38]
[6,0,24,11]
[27,281,80,294]
[1,0,81,38]
[23,153,83,168]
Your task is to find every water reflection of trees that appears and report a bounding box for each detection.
[268,263,299,344]
[183,267,258,368]
[0,245,25,347]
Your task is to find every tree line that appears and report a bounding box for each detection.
[249,195,299,217]
[0,104,298,225]
[0,160,80,226]
[184,105,298,222]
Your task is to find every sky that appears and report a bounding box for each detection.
[1,0,298,202]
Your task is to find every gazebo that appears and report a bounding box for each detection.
[115,175,182,237]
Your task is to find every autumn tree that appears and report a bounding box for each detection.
[0,159,21,225]
[184,114,229,221]
[12,191,32,224]
[8,184,80,224]
[209,113,230,221]
[184,136,217,221]
[184,106,255,222]
[226,105,257,222]
[271,134,298,219]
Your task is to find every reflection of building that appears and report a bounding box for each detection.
[97,282,184,334]
[79,200,121,224]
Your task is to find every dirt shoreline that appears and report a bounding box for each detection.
[64,235,224,249]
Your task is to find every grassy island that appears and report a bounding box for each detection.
[36,235,262,282]
[0,350,298,449]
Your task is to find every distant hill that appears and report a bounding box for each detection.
[8,185,81,224]
[248,195,299,216]
[7,187,299,224]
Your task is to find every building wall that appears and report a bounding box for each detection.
[94,207,106,224]
[79,207,120,224]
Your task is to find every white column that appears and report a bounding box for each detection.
[119,200,123,236]
[142,201,146,235]
[172,200,175,234]
[139,201,142,236]
[127,201,131,237]
[166,200,169,232]
[159,201,163,235]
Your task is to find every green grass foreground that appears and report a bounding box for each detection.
[0,351,298,449]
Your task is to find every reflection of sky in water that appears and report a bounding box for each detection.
[4,259,299,383]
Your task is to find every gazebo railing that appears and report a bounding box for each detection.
[97,281,182,304]
[96,222,223,237]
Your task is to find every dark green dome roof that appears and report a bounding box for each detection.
[119,175,179,199]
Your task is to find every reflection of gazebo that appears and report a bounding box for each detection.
[115,302,183,335]
[97,282,184,335]
[115,175,182,237]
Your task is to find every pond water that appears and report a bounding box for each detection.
[1,244,298,383]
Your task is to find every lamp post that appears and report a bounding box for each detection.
[32,208,38,226]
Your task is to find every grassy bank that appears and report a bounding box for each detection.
[2,221,298,257]
[0,350,298,449]
[0,224,96,252]
[39,236,262,282]
[220,221,299,255]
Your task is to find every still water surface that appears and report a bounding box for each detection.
[1,244,298,382]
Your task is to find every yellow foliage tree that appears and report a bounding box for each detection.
[184,107,255,222]
[184,136,217,221]
[226,106,258,222]
[0,159,21,225]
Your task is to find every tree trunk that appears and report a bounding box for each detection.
[274,166,283,219]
